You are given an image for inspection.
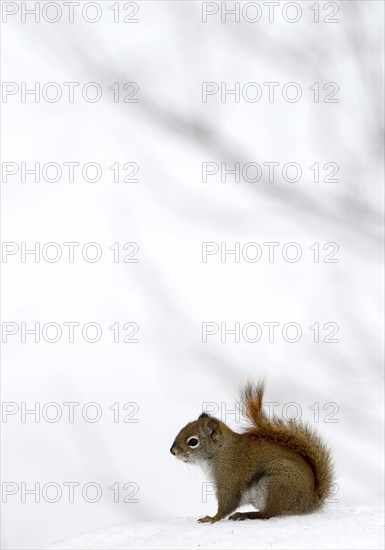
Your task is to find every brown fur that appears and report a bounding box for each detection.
[170,380,334,523]
[241,380,334,503]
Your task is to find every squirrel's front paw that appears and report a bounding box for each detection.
[198,514,220,524]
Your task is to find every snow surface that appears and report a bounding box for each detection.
[46,505,384,550]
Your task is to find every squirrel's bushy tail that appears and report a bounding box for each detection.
[241,380,334,505]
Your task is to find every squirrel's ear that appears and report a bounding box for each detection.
[199,412,210,419]
[205,417,220,440]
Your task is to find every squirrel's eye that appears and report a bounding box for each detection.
[187,437,199,448]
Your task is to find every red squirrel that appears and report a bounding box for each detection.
[170,381,334,523]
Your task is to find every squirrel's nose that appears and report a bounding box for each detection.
[170,446,176,455]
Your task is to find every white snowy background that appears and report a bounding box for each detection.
[1,1,384,549]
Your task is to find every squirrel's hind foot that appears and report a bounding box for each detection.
[229,511,269,521]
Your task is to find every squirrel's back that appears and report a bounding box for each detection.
[241,380,334,505]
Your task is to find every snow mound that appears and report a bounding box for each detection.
[46,505,384,549]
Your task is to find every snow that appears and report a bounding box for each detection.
[46,506,384,550]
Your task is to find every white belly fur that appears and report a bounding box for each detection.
[199,461,214,482]
[241,477,268,511]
